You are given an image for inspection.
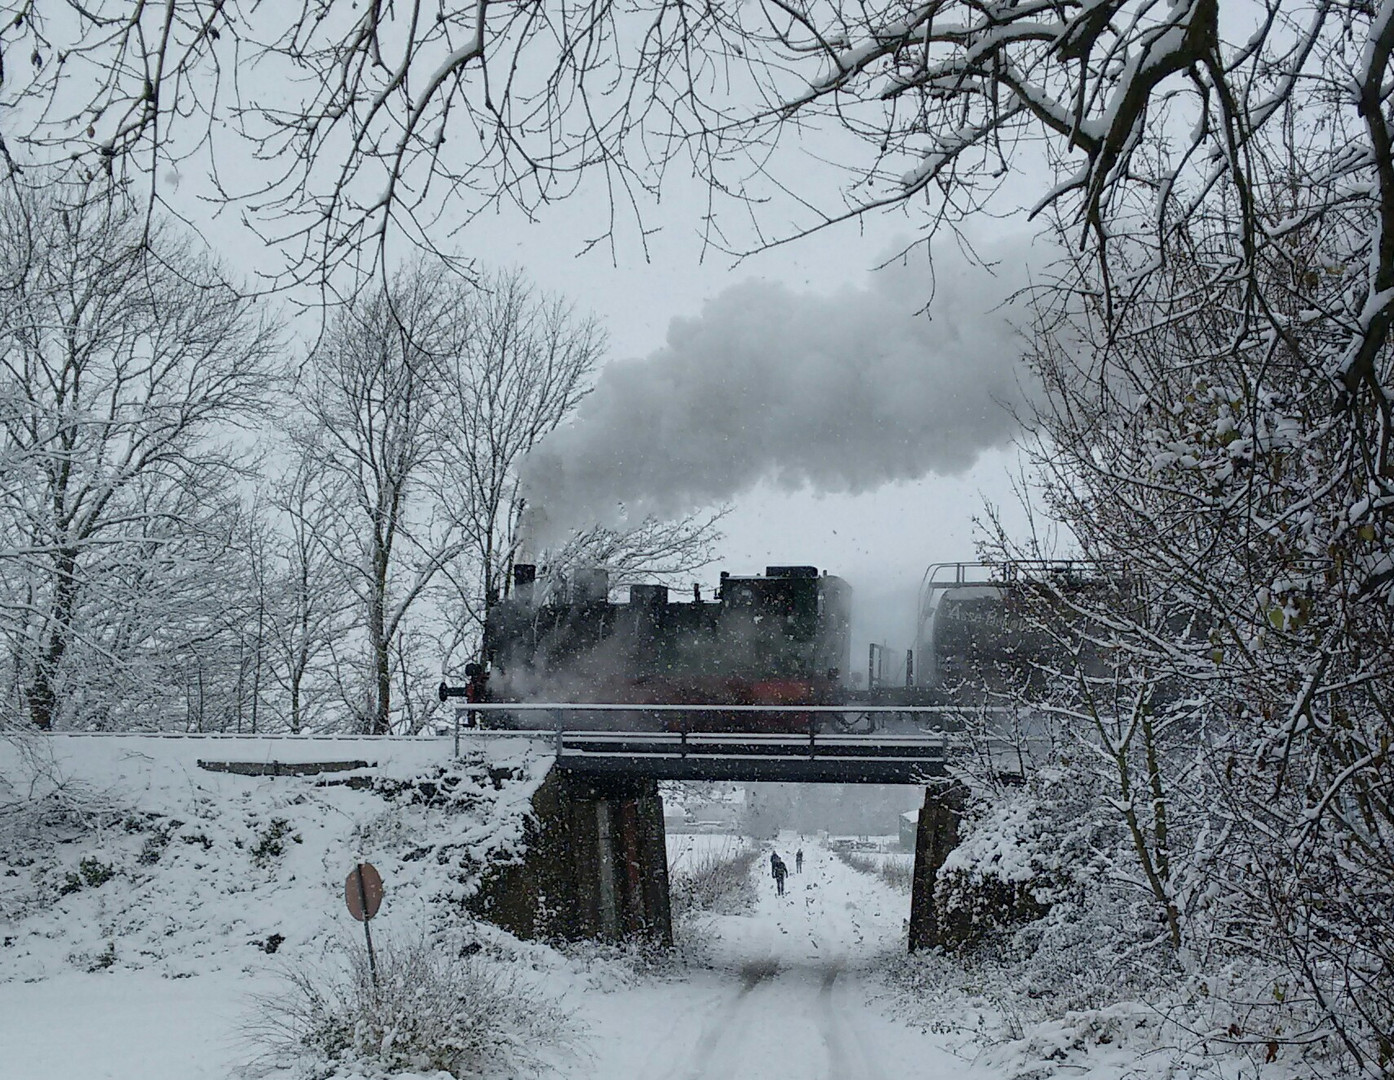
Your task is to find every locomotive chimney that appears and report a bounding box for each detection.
[514,501,546,565]
[513,563,537,605]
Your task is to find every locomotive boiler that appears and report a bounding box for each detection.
[473,563,853,730]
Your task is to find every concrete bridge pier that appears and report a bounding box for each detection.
[907,781,967,952]
[471,769,672,946]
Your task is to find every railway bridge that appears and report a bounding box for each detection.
[458,703,1000,955]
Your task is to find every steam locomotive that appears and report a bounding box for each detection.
[441,559,1109,731]
[468,563,853,730]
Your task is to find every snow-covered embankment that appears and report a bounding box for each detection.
[0,732,556,1077]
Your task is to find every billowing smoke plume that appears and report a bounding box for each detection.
[522,238,1040,540]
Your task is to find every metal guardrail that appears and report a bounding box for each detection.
[21,703,982,780]
[28,732,444,741]
[448,702,961,775]
[450,702,992,714]
[554,729,950,759]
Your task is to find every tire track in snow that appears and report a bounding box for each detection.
[658,957,777,1080]
[816,964,855,1079]
[621,982,729,1080]
[817,963,888,1080]
[631,838,908,1080]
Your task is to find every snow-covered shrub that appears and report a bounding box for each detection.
[928,769,1181,1002]
[878,858,913,891]
[933,787,1058,949]
[668,838,759,918]
[245,933,573,1079]
[59,856,115,896]
[833,849,913,891]
[248,818,301,867]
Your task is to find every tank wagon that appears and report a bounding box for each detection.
[914,560,1123,702]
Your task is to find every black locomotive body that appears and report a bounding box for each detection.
[479,564,852,730]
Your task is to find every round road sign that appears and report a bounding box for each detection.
[345,862,384,922]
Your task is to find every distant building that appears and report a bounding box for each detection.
[899,810,918,851]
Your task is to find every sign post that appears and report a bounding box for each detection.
[345,861,384,988]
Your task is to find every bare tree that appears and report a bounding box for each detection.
[263,458,352,734]
[107,484,249,731]
[0,0,731,282]
[435,267,604,626]
[0,181,278,729]
[291,265,469,733]
[430,266,725,676]
[997,205,1394,1067]
[292,261,718,723]
[5,5,1392,327]
[538,515,726,593]
[5,4,1394,404]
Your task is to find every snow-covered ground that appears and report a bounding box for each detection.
[0,966,263,1078]
[0,827,953,1080]
[0,732,555,1078]
[665,830,750,874]
[572,833,986,1080]
[1,735,1288,1080]
[0,734,551,982]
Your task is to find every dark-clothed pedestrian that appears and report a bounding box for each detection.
[795,848,803,873]
[771,852,788,896]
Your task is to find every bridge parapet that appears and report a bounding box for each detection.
[446,702,986,784]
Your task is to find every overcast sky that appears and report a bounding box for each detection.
[488,183,1044,650]
[169,143,1041,655]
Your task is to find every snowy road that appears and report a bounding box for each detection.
[570,839,985,1080]
[0,838,986,1080]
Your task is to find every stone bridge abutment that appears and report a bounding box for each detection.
[471,769,672,946]
[472,763,970,953]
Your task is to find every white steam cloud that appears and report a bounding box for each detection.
[523,239,1040,540]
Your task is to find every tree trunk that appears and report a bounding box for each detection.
[369,545,391,735]
[27,548,79,730]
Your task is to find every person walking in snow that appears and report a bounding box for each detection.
[771,852,788,896]
[795,848,803,874]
